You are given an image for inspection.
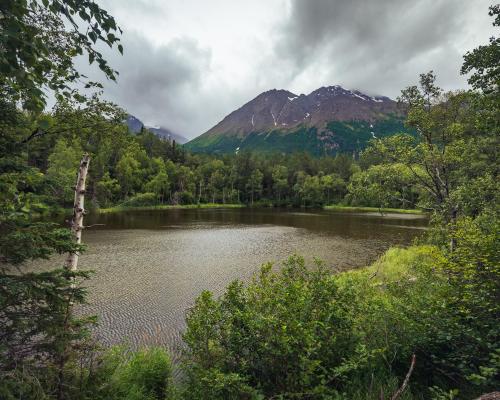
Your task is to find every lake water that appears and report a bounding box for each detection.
[64,208,427,361]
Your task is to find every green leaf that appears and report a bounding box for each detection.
[88,31,97,43]
[38,119,50,130]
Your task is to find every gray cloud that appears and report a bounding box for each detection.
[75,0,495,139]
[87,32,212,137]
[275,0,496,97]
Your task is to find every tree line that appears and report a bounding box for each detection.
[26,76,497,216]
[25,104,431,212]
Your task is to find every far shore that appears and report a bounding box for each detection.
[94,203,427,215]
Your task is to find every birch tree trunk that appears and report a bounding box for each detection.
[57,154,90,400]
[65,154,90,272]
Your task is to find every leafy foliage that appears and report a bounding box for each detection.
[0,0,122,111]
[461,5,499,94]
[183,256,368,398]
[183,235,499,399]
[89,346,174,400]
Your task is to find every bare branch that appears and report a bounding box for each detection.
[390,354,416,400]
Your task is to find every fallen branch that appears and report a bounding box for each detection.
[474,392,500,400]
[390,354,416,400]
[83,223,105,229]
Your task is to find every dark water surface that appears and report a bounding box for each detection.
[61,208,428,361]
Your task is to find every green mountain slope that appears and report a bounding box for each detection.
[185,86,410,155]
[186,115,409,156]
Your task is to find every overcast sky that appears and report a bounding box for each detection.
[82,0,496,139]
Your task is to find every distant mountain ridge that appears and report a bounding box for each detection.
[185,86,408,155]
[125,115,188,144]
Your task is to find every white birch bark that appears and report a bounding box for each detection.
[65,154,90,272]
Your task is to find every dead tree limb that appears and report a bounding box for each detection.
[474,393,500,400]
[390,354,416,400]
[65,154,90,273]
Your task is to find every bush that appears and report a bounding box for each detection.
[181,366,261,400]
[183,255,373,398]
[89,346,174,400]
[182,240,499,399]
[121,192,158,207]
[339,238,499,398]
[178,191,194,205]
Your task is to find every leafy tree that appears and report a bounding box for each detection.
[347,163,417,209]
[272,165,288,204]
[115,145,146,198]
[96,172,120,208]
[173,166,196,204]
[320,173,345,204]
[145,158,170,204]
[461,5,499,94]
[368,73,492,224]
[439,214,500,391]
[0,0,124,395]
[303,174,323,206]
[45,138,83,205]
[246,169,263,205]
[293,170,308,206]
[0,0,122,111]
[0,101,93,399]
[209,168,226,203]
[331,153,356,182]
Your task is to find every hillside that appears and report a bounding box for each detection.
[185,86,409,155]
[126,115,188,144]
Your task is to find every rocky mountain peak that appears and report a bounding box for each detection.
[185,84,406,155]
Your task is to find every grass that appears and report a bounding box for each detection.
[97,203,427,215]
[323,205,426,215]
[363,245,440,282]
[97,203,245,214]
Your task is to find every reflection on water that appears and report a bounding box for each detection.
[50,208,428,361]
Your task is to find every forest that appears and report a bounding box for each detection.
[11,100,449,212]
[0,1,499,400]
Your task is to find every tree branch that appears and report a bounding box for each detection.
[390,354,416,400]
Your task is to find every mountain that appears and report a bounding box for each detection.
[146,126,188,145]
[125,115,188,144]
[185,86,409,155]
[126,115,144,133]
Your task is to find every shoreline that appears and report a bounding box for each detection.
[323,205,426,215]
[96,203,245,214]
[94,203,426,216]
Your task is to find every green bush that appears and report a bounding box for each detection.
[183,255,378,398]
[178,191,195,205]
[342,238,498,398]
[181,366,261,400]
[121,193,158,207]
[182,237,499,399]
[90,346,173,400]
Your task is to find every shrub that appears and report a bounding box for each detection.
[90,346,173,400]
[182,239,499,399]
[183,255,372,398]
[121,193,158,207]
[178,191,194,205]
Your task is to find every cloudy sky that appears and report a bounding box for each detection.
[83,0,496,139]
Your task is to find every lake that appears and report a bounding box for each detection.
[68,208,427,362]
